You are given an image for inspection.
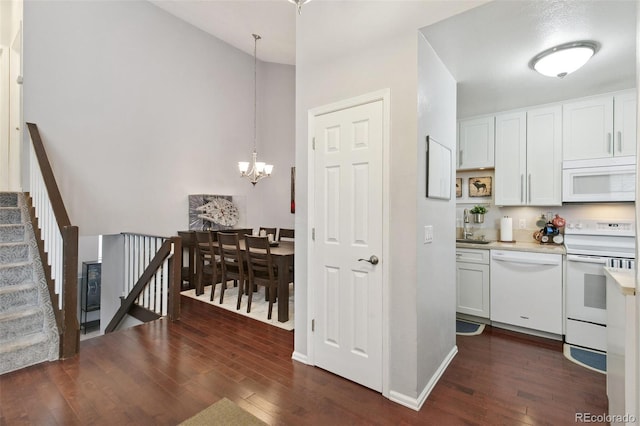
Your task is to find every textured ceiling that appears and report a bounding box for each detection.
[422,0,637,118]
[150,0,636,118]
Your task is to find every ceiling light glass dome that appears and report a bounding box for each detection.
[529,41,599,78]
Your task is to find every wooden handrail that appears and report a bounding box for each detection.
[26,123,71,229]
[105,237,178,333]
[26,123,79,359]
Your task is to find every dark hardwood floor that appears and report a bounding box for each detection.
[0,296,607,425]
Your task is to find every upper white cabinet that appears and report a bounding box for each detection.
[494,105,562,206]
[563,92,637,161]
[614,92,637,157]
[457,116,495,170]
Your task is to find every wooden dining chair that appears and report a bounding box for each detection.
[278,228,295,241]
[259,227,277,239]
[232,228,254,236]
[216,232,246,309]
[244,235,279,319]
[194,230,222,300]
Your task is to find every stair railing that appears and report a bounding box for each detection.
[104,233,181,333]
[26,122,79,359]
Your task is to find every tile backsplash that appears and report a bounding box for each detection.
[456,170,635,242]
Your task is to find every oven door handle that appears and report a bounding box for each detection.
[566,254,607,264]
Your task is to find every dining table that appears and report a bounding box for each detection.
[178,230,294,323]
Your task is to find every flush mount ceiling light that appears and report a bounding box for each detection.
[288,0,312,14]
[529,41,599,78]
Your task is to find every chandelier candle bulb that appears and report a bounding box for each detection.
[500,216,513,242]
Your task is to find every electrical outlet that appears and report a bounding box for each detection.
[424,225,433,244]
[519,218,526,229]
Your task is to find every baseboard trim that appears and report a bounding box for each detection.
[389,345,458,411]
[291,351,310,364]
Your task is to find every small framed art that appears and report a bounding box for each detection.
[469,176,492,197]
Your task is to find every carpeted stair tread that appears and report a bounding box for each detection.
[0,282,38,313]
[0,208,22,225]
[0,225,24,243]
[0,307,45,343]
[0,243,29,264]
[0,192,59,375]
[0,263,33,287]
[0,332,51,375]
[0,193,18,207]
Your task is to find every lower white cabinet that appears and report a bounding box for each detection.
[456,248,490,318]
[490,250,563,335]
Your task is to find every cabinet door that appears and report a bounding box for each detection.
[563,95,614,160]
[456,262,490,318]
[614,92,637,157]
[527,105,562,206]
[458,116,495,170]
[494,111,526,205]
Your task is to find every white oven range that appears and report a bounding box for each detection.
[564,219,635,352]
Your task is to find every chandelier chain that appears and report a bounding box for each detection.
[253,33,260,152]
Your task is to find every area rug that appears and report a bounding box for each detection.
[179,398,267,426]
[456,319,485,336]
[563,344,606,374]
[181,282,294,331]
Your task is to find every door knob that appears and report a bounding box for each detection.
[358,255,379,265]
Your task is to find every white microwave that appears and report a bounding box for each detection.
[562,157,636,202]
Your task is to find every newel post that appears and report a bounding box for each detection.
[61,225,80,358]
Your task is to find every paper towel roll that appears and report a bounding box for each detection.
[500,217,513,242]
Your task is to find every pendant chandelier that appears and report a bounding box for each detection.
[238,34,273,186]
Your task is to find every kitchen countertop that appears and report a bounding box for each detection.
[604,267,636,296]
[456,240,566,255]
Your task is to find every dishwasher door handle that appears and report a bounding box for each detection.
[492,254,561,266]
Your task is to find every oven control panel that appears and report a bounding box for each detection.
[564,219,635,236]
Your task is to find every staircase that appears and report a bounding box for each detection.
[0,192,59,375]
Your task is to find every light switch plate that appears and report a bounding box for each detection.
[519,219,526,229]
[424,225,433,244]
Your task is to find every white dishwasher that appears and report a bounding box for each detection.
[490,250,563,336]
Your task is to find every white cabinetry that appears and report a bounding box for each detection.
[563,92,637,161]
[490,250,563,335]
[494,105,562,206]
[456,248,490,319]
[457,116,495,170]
[614,92,637,157]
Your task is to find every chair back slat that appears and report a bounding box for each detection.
[278,228,295,241]
[245,236,275,281]
[217,232,244,276]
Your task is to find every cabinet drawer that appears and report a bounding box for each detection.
[456,248,489,264]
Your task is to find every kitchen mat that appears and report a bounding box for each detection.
[456,319,485,336]
[563,344,606,374]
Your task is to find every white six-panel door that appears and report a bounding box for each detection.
[312,99,384,392]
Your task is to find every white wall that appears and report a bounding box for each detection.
[416,32,457,396]
[22,0,294,239]
[0,0,22,191]
[295,1,477,403]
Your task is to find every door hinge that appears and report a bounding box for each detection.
[312,319,315,332]
[312,228,315,241]
[312,137,316,150]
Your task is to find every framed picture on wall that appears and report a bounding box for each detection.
[469,176,492,197]
[456,178,462,198]
[425,135,452,200]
